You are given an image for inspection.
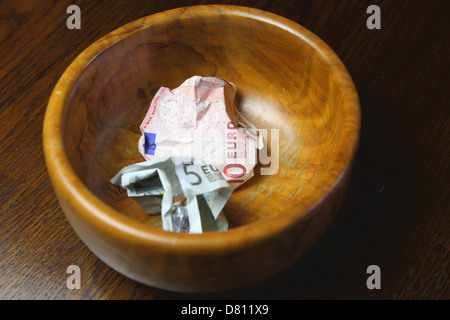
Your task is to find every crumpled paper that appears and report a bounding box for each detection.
[111,157,230,233]
[138,76,263,189]
[111,76,263,233]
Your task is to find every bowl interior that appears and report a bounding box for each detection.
[62,9,357,230]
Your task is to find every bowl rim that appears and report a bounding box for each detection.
[43,5,360,254]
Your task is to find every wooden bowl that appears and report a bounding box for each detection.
[43,5,360,292]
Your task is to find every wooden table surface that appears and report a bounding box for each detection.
[0,0,448,300]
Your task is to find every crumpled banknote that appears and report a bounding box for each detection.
[111,76,263,233]
[111,157,231,233]
[138,76,263,189]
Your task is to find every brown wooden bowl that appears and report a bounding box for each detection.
[43,5,360,292]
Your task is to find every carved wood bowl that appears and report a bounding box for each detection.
[43,5,360,292]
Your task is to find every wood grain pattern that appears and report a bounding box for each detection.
[43,5,360,292]
[1,0,448,299]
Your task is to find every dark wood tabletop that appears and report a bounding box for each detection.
[0,0,448,300]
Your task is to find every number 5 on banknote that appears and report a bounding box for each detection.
[183,163,202,185]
